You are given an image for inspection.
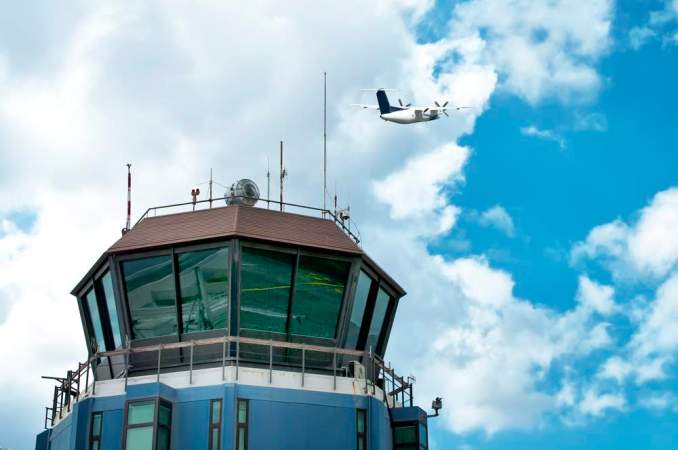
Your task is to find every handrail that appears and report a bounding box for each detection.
[132,196,361,244]
[43,335,411,428]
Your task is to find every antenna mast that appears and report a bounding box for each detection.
[323,71,327,217]
[280,141,287,212]
[124,163,132,234]
[209,168,213,208]
[266,157,271,209]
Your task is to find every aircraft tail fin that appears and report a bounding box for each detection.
[376,90,391,115]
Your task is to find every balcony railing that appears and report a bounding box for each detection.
[43,335,413,429]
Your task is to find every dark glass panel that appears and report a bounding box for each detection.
[419,423,428,448]
[394,425,417,444]
[240,248,294,334]
[178,248,229,334]
[345,271,372,349]
[357,410,365,433]
[289,255,349,339]
[128,401,155,425]
[125,427,153,450]
[156,427,170,450]
[85,289,106,351]
[101,271,123,348]
[158,404,171,427]
[365,287,390,353]
[92,442,99,450]
[122,256,177,339]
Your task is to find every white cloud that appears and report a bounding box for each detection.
[629,26,657,49]
[579,389,626,416]
[572,188,678,281]
[476,205,516,237]
[597,356,633,384]
[521,125,566,149]
[576,275,616,316]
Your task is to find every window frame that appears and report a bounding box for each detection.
[89,411,103,450]
[392,420,426,450]
[209,399,223,450]
[122,397,172,450]
[235,399,249,450]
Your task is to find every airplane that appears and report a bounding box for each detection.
[353,89,471,124]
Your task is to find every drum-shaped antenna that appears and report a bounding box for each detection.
[226,179,260,206]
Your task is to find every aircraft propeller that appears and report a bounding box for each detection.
[398,98,412,108]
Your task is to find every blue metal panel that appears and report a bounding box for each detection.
[35,429,51,450]
[390,406,427,423]
[172,399,210,449]
[100,408,124,450]
[48,413,72,450]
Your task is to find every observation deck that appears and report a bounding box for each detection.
[37,197,430,450]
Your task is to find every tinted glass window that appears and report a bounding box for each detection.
[85,289,106,351]
[178,247,229,334]
[122,256,177,339]
[366,287,390,352]
[394,425,417,444]
[101,271,123,348]
[126,427,153,450]
[240,247,294,334]
[345,271,372,349]
[128,401,155,425]
[289,255,349,339]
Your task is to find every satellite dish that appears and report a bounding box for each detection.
[226,179,260,206]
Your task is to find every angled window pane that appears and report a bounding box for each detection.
[237,428,246,450]
[85,289,106,351]
[92,412,102,437]
[178,247,229,334]
[101,271,123,348]
[126,426,153,450]
[156,427,170,450]
[366,287,390,353]
[394,425,417,444]
[237,400,247,424]
[345,271,372,349]
[240,248,294,334]
[128,401,155,425]
[419,423,428,449]
[211,400,222,425]
[158,404,171,427]
[289,256,349,339]
[211,428,219,450]
[122,256,177,339]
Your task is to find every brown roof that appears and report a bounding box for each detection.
[108,205,362,255]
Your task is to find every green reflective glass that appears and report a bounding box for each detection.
[357,410,365,433]
[240,248,294,333]
[128,401,155,425]
[92,442,99,450]
[122,256,177,339]
[289,255,349,339]
[366,288,390,353]
[179,248,229,334]
[238,428,246,450]
[92,413,102,437]
[125,426,153,450]
[358,440,364,450]
[394,425,417,444]
[211,400,222,425]
[85,289,106,351]
[158,404,171,427]
[101,271,123,348]
[211,428,219,450]
[345,272,372,349]
[156,427,170,450]
[237,400,247,424]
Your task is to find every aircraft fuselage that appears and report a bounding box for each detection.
[380,109,439,124]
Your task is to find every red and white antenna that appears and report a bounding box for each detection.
[123,163,132,234]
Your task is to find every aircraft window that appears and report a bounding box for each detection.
[344,271,372,349]
[240,247,294,334]
[289,255,350,339]
[178,247,229,334]
[122,255,178,339]
[365,287,390,353]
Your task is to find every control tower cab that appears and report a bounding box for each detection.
[36,195,431,450]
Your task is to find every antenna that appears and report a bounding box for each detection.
[209,168,213,209]
[123,163,132,234]
[323,71,327,217]
[279,141,287,212]
[266,157,271,209]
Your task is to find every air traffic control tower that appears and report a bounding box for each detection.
[35,187,432,450]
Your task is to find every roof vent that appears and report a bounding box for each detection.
[226,179,260,207]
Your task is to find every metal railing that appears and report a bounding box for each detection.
[133,196,361,244]
[43,335,412,428]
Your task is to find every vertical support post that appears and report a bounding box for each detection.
[51,386,58,426]
[123,348,129,393]
[279,141,284,212]
[189,341,194,385]
[85,360,90,395]
[156,345,163,384]
[222,337,227,381]
[301,346,306,388]
[332,350,337,391]
[58,383,64,419]
[236,340,240,381]
[269,340,273,384]
[323,71,327,216]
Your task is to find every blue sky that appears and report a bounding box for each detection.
[1,1,678,449]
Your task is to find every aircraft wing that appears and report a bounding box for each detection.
[351,104,380,110]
